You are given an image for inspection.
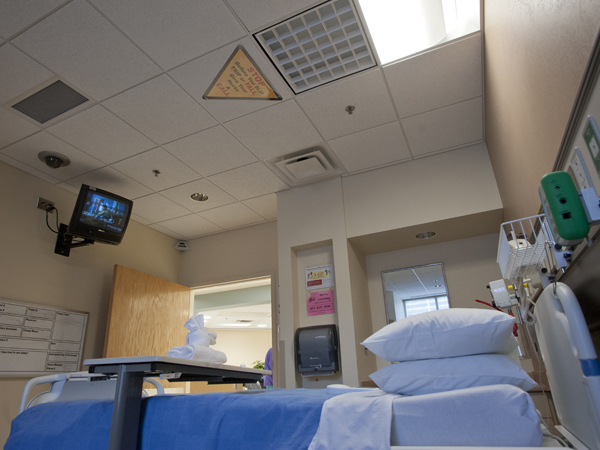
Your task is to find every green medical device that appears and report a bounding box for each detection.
[539,171,590,246]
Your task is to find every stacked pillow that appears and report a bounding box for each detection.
[361,308,536,395]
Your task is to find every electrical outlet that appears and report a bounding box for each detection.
[569,147,592,190]
[37,197,55,212]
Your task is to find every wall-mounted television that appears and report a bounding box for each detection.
[68,184,133,245]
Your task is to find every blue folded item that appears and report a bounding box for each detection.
[6,389,336,450]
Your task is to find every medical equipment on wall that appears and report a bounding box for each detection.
[539,171,590,246]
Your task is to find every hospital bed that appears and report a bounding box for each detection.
[5,282,599,450]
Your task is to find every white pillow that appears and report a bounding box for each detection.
[361,308,517,362]
[370,354,537,395]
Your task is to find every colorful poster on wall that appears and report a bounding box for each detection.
[306,264,334,290]
[307,289,335,316]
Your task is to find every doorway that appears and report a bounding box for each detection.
[192,277,273,374]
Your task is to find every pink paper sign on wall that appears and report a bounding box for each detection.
[307,289,335,316]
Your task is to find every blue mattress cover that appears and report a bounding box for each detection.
[6,389,336,450]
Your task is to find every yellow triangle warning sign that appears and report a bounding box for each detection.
[203,46,282,100]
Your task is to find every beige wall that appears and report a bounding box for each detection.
[277,144,503,388]
[0,161,182,446]
[178,221,278,289]
[207,329,272,369]
[178,221,279,384]
[484,0,600,221]
[365,233,527,370]
[343,143,503,237]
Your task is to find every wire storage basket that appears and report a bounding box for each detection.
[497,215,554,281]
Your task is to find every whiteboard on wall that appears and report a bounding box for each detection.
[0,298,88,377]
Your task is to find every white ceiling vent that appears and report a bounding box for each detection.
[254,0,376,94]
[268,146,346,186]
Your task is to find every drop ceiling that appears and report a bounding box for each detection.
[0,0,484,240]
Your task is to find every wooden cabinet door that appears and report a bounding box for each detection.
[104,265,190,358]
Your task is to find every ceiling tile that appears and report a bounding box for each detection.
[163,126,257,177]
[111,147,201,191]
[103,74,218,145]
[0,44,54,104]
[0,153,61,184]
[242,193,277,220]
[0,0,67,39]
[131,193,191,224]
[47,105,155,164]
[328,122,411,173]
[227,0,319,32]
[0,131,104,180]
[384,35,482,119]
[169,37,292,123]
[12,0,161,101]
[89,0,246,71]
[65,166,152,199]
[57,181,80,194]
[0,108,41,149]
[160,178,237,212]
[225,100,321,160]
[402,97,483,157]
[296,69,397,141]
[208,162,288,201]
[149,223,185,239]
[199,202,265,230]
[130,214,151,226]
[157,214,223,239]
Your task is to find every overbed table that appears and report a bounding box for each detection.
[85,355,271,450]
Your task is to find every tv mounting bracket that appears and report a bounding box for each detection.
[54,223,95,257]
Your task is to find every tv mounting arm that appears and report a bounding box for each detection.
[54,223,94,257]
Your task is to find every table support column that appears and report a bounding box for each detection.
[108,364,145,450]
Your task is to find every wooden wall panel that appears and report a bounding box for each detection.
[104,264,190,358]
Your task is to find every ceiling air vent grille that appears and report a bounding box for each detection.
[254,0,376,94]
[11,80,89,124]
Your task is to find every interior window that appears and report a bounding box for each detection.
[382,263,450,324]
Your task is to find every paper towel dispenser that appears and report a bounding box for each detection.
[295,324,339,376]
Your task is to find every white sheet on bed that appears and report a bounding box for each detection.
[308,389,394,450]
[309,384,543,450]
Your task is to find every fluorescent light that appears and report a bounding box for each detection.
[219,323,251,327]
[257,324,268,328]
[357,0,480,65]
[358,0,446,64]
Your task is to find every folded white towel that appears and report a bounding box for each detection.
[167,343,227,364]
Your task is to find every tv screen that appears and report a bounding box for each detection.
[68,185,133,245]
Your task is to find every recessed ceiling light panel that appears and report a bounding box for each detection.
[254,0,376,94]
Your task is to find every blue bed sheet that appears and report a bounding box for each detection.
[6,389,336,450]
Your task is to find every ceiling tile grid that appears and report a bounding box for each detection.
[88,0,247,71]
[162,126,258,178]
[401,97,484,157]
[0,0,69,40]
[0,43,54,105]
[110,147,202,192]
[155,214,223,239]
[11,0,162,101]
[383,34,483,119]
[130,193,192,224]
[0,131,105,181]
[198,202,266,230]
[0,0,485,240]
[0,107,41,149]
[327,121,411,173]
[46,105,156,164]
[160,178,238,213]
[296,68,398,140]
[101,74,218,145]
[224,100,323,160]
